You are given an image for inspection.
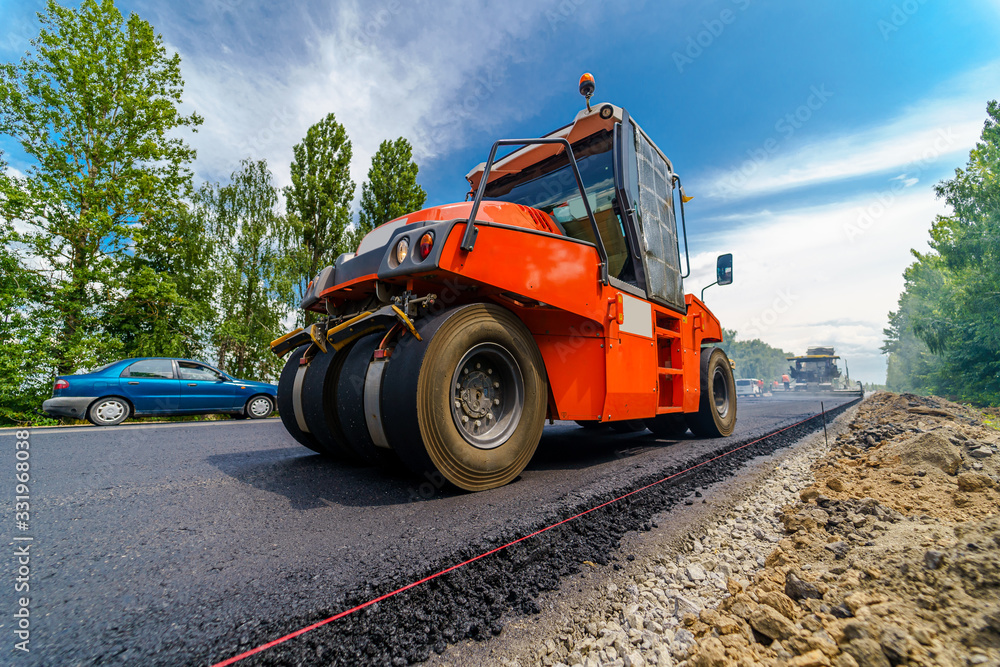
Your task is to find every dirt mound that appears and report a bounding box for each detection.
[684,393,1000,667]
[809,393,1000,522]
[875,431,962,476]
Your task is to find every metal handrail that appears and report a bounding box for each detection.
[672,173,692,280]
[461,138,610,285]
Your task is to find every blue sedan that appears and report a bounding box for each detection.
[42,358,278,426]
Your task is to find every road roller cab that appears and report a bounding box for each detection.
[272,74,736,491]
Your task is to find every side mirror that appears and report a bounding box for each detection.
[717,253,733,286]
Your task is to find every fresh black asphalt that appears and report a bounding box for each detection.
[1,394,858,665]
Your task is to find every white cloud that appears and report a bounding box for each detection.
[170,0,586,199]
[687,186,946,384]
[698,61,998,201]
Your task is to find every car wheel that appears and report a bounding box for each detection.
[245,395,274,419]
[87,397,130,426]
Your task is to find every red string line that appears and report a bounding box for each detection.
[211,408,829,667]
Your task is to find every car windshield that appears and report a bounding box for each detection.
[483,130,632,281]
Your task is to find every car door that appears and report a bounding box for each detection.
[176,361,237,412]
[118,360,181,413]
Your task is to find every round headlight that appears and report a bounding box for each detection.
[395,237,410,265]
[599,104,614,120]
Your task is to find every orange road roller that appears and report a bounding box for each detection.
[272,74,736,491]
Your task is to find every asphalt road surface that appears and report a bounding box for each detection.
[1,394,857,666]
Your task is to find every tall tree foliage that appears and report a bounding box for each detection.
[284,113,354,313]
[0,243,59,424]
[210,159,293,381]
[883,101,1000,404]
[0,0,202,375]
[357,137,426,239]
[103,202,217,358]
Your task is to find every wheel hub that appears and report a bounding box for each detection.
[250,398,270,417]
[449,344,523,450]
[712,367,730,419]
[457,369,495,419]
[97,401,124,423]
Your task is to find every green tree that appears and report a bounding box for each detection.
[883,101,1000,404]
[0,0,202,375]
[881,257,949,394]
[0,243,59,425]
[356,137,426,239]
[284,113,355,314]
[210,159,294,381]
[103,201,218,358]
[717,329,794,382]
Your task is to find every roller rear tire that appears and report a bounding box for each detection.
[277,345,324,454]
[301,342,360,461]
[336,332,399,466]
[645,413,688,438]
[686,347,737,438]
[383,304,547,491]
[610,419,648,433]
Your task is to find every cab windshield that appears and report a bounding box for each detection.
[483,130,632,281]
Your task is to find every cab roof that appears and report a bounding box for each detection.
[464,103,675,192]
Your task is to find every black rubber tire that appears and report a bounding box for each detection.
[277,345,324,454]
[245,394,274,419]
[336,332,399,466]
[574,420,608,430]
[382,303,547,491]
[686,347,737,438]
[300,343,360,461]
[645,413,689,438]
[610,419,648,433]
[86,396,130,426]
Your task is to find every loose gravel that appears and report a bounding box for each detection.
[431,403,860,667]
[477,393,1000,667]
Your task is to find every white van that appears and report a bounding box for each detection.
[736,378,761,397]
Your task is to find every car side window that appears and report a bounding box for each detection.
[177,361,225,382]
[122,359,175,379]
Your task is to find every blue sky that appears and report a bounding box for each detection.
[3,0,1000,383]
